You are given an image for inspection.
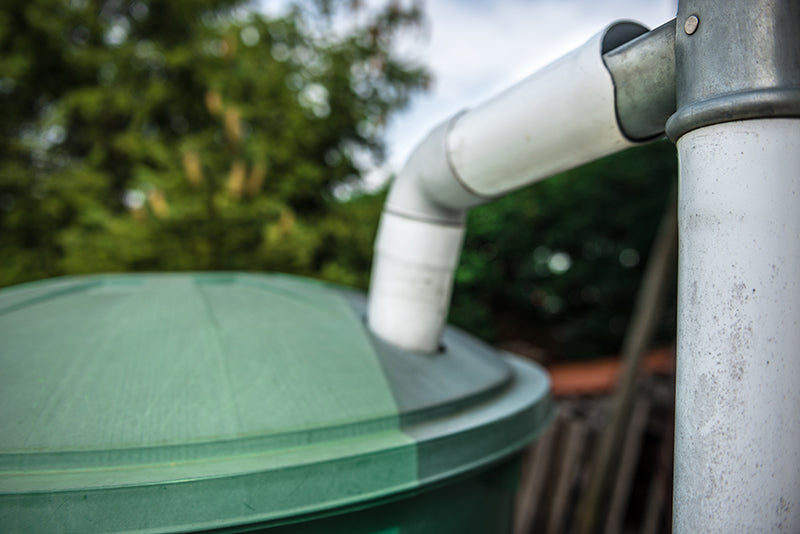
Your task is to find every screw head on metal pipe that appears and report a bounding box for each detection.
[684,15,699,35]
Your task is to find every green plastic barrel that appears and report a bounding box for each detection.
[0,273,553,533]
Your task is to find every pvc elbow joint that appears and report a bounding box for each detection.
[367,119,486,353]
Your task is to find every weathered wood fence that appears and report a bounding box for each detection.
[514,372,675,534]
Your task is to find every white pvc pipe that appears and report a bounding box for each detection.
[447,23,640,197]
[367,120,477,354]
[674,118,800,533]
[367,22,645,353]
[367,212,466,353]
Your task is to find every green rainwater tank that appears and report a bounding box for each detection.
[0,273,553,533]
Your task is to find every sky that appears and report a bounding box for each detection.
[259,0,678,189]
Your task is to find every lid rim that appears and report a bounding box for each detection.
[1,356,552,534]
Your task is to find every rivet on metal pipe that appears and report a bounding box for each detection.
[666,0,800,141]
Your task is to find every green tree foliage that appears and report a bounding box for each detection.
[450,141,677,360]
[0,0,427,288]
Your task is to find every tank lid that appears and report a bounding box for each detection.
[0,273,552,533]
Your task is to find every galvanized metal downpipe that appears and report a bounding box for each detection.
[670,0,800,531]
[367,20,677,353]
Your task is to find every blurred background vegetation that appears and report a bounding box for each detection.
[0,0,676,361]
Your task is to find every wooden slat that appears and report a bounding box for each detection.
[603,394,652,534]
[642,398,675,534]
[515,422,558,534]
[547,420,588,534]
